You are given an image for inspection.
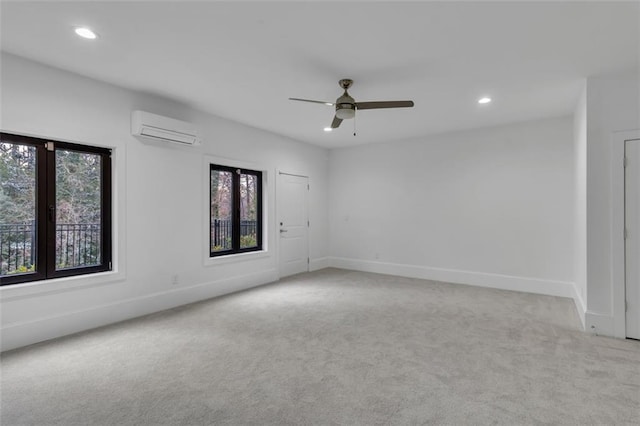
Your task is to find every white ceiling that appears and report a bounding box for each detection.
[1,1,638,148]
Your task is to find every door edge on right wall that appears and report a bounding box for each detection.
[610,131,640,339]
[624,138,640,339]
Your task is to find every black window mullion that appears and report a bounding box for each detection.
[34,142,48,281]
[256,173,263,250]
[45,143,57,277]
[232,169,241,251]
[102,152,112,270]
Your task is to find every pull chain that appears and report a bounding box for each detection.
[353,113,357,136]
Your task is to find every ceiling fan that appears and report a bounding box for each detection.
[289,79,414,130]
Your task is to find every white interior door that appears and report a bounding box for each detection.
[626,139,640,339]
[278,173,309,278]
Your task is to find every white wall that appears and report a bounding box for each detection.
[573,83,587,328]
[585,72,640,335]
[0,53,329,351]
[329,117,575,297]
[5,52,633,350]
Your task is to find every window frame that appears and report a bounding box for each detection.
[0,132,112,286]
[209,163,263,258]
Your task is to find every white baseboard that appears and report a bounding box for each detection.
[1,268,278,352]
[585,311,614,336]
[328,257,575,298]
[570,283,586,331]
[309,257,329,272]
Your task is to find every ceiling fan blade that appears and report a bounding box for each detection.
[289,98,334,106]
[331,116,343,129]
[355,100,414,110]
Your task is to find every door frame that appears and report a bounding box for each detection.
[611,130,640,338]
[276,169,309,279]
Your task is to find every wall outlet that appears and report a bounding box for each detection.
[171,274,179,285]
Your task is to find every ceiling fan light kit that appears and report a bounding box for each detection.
[289,78,414,131]
[335,104,355,120]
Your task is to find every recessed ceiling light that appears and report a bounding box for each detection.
[323,127,333,132]
[74,27,97,39]
[478,97,492,104]
[325,103,333,106]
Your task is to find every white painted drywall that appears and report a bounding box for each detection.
[585,72,640,335]
[573,83,587,328]
[329,117,575,296]
[0,53,329,351]
[5,52,633,349]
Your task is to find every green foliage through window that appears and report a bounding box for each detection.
[0,133,112,285]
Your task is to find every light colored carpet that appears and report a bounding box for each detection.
[1,268,639,425]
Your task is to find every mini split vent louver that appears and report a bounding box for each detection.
[131,110,201,146]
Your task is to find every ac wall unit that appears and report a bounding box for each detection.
[131,110,201,146]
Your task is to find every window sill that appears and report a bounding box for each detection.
[204,250,271,267]
[0,270,125,301]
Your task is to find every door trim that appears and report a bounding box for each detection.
[611,130,640,338]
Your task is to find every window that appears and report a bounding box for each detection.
[0,133,112,286]
[210,164,262,257]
